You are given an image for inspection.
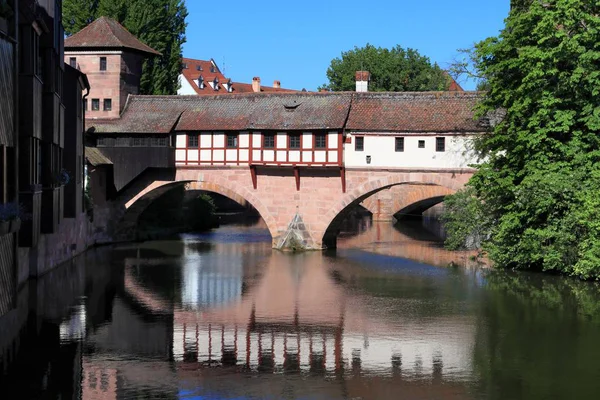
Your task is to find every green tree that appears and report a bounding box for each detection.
[444,0,600,278]
[63,0,187,95]
[63,0,98,35]
[322,44,451,91]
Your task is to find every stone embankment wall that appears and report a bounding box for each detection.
[16,209,112,287]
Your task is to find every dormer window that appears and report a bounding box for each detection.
[182,62,188,69]
[196,65,202,71]
[210,65,216,73]
[208,78,219,90]
[197,76,205,89]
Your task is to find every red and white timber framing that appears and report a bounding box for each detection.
[175,131,346,192]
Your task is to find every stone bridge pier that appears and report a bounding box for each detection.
[105,167,473,250]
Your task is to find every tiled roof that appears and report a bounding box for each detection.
[85,147,113,166]
[346,92,484,132]
[88,91,485,134]
[180,57,296,95]
[88,96,185,134]
[179,93,352,131]
[64,17,161,56]
[89,93,353,133]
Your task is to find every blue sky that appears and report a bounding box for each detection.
[183,1,510,91]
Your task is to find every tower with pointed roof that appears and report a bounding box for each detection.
[64,16,161,119]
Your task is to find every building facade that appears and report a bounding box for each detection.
[0,0,90,318]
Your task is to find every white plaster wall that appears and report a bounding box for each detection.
[344,133,479,169]
[176,134,186,148]
[302,133,312,149]
[226,149,237,161]
[200,135,211,148]
[213,133,225,148]
[239,132,250,147]
[252,133,262,147]
[328,132,338,148]
[175,149,186,161]
[276,133,286,149]
[177,75,198,95]
[187,150,199,161]
[200,150,211,161]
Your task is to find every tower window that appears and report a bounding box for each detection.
[69,57,76,68]
[395,137,404,152]
[103,99,112,111]
[99,57,107,71]
[355,136,364,152]
[436,137,446,152]
[91,99,100,111]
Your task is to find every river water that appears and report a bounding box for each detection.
[2,218,600,400]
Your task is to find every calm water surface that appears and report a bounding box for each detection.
[2,218,600,400]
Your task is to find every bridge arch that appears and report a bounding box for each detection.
[360,184,455,221]
[113,178,278,242]
[319,173,462,248]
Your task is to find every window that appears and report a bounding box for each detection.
[263,133,275,149]
[188,134,199,147]
[91,99,100,111]
[436,137,446,152]
[99,57,107,71]
[289,134,301,149]
[83,99,87,111]
[315,133,326,149]
[355,136,364,151]
[116,137,130,147]
[69,57,76,68]
[226,133,238,148]
[395,137,404,152]
[103,99,112,111]
[418,140,425,149]
[132,137,143,147]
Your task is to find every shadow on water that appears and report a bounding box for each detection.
[1,218,600,399]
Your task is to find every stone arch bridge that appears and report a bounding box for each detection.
[106,166,473,250]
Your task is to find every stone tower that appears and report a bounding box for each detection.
[64,17,161,119]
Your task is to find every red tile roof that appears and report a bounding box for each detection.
[346,92,484,132]
[88,91,485,134]
[64,17,161,56]
[180,57,297,95]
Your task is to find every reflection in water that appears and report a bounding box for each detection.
[1,219,600,399]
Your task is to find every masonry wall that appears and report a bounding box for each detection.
[65,52,122,119]
[17,212,102,286]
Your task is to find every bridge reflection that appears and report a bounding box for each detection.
[78,233,479,399]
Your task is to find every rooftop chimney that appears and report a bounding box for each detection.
[355,71,370,92]
[273,80,281,89]
[252,77,261,93]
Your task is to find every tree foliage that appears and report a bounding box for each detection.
[63,0,187,95]
[443,0,600,278]
[322,44,451,92]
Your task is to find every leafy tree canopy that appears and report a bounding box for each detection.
[322,44,451,92]
[444,0,600,279]
[63,0,187,95]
